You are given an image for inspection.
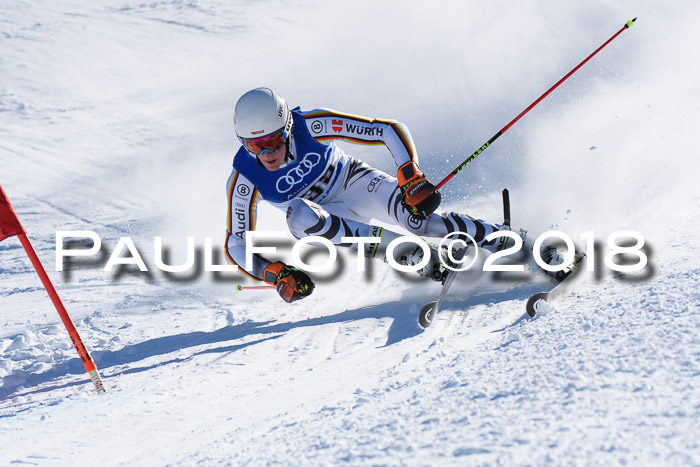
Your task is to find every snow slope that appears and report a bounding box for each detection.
[1,1,699,465]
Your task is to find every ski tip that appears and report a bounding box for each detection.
[526,292,549,317]
[418,302,438,328]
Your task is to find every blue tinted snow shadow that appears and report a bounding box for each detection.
[1,281,549,402]
[0,302,425,401]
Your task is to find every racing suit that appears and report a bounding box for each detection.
[225,107,501,280]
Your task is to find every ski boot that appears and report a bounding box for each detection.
[539,243,585,282]
[399,242,445,282]
[364,227,445,282]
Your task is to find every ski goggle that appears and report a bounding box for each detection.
[241,127,287,155]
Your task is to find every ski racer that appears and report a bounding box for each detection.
[225,88,512,303]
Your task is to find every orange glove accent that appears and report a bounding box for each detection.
[397,160,423,186]
[397,161,442,218]
[262,262,314,303]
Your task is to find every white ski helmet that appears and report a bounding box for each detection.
[234,87,292,142]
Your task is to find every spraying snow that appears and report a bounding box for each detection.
[1,1,699,465]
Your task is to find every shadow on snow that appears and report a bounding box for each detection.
[0,299,424,401]
[0,281,546,402]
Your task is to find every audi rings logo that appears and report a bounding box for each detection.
[276,152,322,194]
[367,175,386,193]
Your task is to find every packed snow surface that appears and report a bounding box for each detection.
[1,1,699,465]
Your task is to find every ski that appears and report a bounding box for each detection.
[418,246,469,328]
[525,252,587,317]
[418,189,588,327]
[419,189,512,328]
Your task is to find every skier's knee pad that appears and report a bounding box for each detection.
[286,199,327,239]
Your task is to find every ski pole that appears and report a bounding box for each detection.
[236,284,275,291]
[436,18,637,191]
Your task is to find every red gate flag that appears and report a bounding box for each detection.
[0,185,25,242]
[0,184,105,393]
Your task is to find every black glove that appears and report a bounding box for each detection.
[262,262,315,303]
[397,161,441,218]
